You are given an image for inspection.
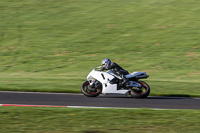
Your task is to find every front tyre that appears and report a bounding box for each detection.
[130,81,150,98]
[81,81,102,97]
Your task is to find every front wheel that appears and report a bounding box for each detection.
[81,81,102,97]
[130,81,150,98]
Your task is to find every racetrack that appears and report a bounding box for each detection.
[0,91,199,109]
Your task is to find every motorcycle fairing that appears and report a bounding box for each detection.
[87,68,129,94]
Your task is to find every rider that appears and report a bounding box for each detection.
[101,58,129,87]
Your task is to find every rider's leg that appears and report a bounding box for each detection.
[121,74,129,86]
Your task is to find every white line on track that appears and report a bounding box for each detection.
[0,103,172,110]
[67,106,170,110]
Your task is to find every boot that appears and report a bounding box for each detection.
[121,75,129,87]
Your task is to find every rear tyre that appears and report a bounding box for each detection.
[130,81,150,98]
[81,81,102,97]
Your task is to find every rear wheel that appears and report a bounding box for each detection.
[81,81,102,97]
[130,81,150,98]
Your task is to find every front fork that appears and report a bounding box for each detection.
[89,80,100,88]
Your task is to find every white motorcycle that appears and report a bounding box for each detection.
[81,66,150,98]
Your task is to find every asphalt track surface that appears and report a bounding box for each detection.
[0,91,200,109]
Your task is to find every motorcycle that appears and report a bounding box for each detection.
[81,66,150,98]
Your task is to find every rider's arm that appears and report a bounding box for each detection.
[107,62,117,69]
[100,67,105,71]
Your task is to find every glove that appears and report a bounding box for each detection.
[100,67,105,71]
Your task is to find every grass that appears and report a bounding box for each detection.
[0,0,199,96]
[0,106,200,133]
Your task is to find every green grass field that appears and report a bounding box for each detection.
[0,0,199,96]
[0,1,199,133]
[1,107,200,133]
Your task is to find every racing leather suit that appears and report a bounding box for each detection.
[101,62,129,86]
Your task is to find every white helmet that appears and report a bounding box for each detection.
[101,58,111,69]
